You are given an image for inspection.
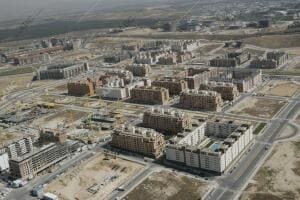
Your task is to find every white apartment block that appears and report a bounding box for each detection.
[97,79,145,100]
[166,119,253,173]
[6,137,33,159]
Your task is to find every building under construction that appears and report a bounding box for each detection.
[125,64,151,77]
[111,125,165,158]
[142,107,192,135]
[39,128,68,144]
[199,81,239,101]
[67,78,97,96]
[184,67,222,89]
[152,78,188,95]
[179,90,223,112]
[37,62,89,80]
[130,86,170,105]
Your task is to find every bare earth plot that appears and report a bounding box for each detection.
[125,170,210,200]
[229,97,286,118]
[240,141,300,200]
[45,153,143,200]
[32,110,87,129]
[0,131,19,147]
[259,81,300,97]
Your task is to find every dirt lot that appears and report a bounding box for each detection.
[32,110,87,129]
[125,170,210,200]
[259,81,300,97]
[45,153,143,200]
[0,74,32,97]
[240,140,300,200]
[230,97,286,118]
[243,34,300,49]
[0,131,19,147]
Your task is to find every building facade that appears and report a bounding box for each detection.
[166,119,253,173]
[152,79,188,95]
[142,108,192,134]
[131,86,170,105]
[111,125,165,158]
[179,90,223,112]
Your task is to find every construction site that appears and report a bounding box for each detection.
[45,153,144,200]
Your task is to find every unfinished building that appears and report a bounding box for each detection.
[199,82,239,101]
[111,125,165,158]
[9,141,79,180]
[67,78,97,96]
[152,78,188,95]
[210,51,251,68]
[184,67,222,89]
[250,51,289,69]
[166,119,253,173]
[39,129,68,144]
[179,90,223,112]
[125,64,152,77]
[210,68,262,93]
[37,62,89,80]
[131,86,170,105]
[142,107,192,135]
[12,53,50,66]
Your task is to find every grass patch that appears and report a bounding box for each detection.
[254,123,267,135]
[0,67,35,76]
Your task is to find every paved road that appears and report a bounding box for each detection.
[207,92,300,200]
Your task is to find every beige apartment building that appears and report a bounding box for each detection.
[199,81,239,101]
[152,79,188,95]
[179,90,223,112]
[130,86,170,105]
[142,107,192,134]
[111,125,165,158]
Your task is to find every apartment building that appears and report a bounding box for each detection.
[171,40,200,52]
[67,78,97,96]
[6,137,33,159]
[179,90,223,112]
[209,51,251,68]
[250,51,288,69]
[97,79,145,100]
[125,64,151,77]
[210,68,262,93]
[131,86,170,105]
[12,53,51,66]
[142,107,192,134]
[199,81,239,101]
[9,142,79,180]
[166,119,253,173]
[37,62,89,80]
[152,79,188,95]
[184,67,221,89]
[111,125,165,158]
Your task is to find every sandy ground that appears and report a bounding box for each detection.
[259,81,300,97]
[32,110,87,129]
[229,97,286,118]
[125,170,210,200]
[45,153,143,200]
[0,131,19,147]
[240,140,300,200]
[0,74,32,97]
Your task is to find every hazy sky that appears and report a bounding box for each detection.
[0,0,172,22]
